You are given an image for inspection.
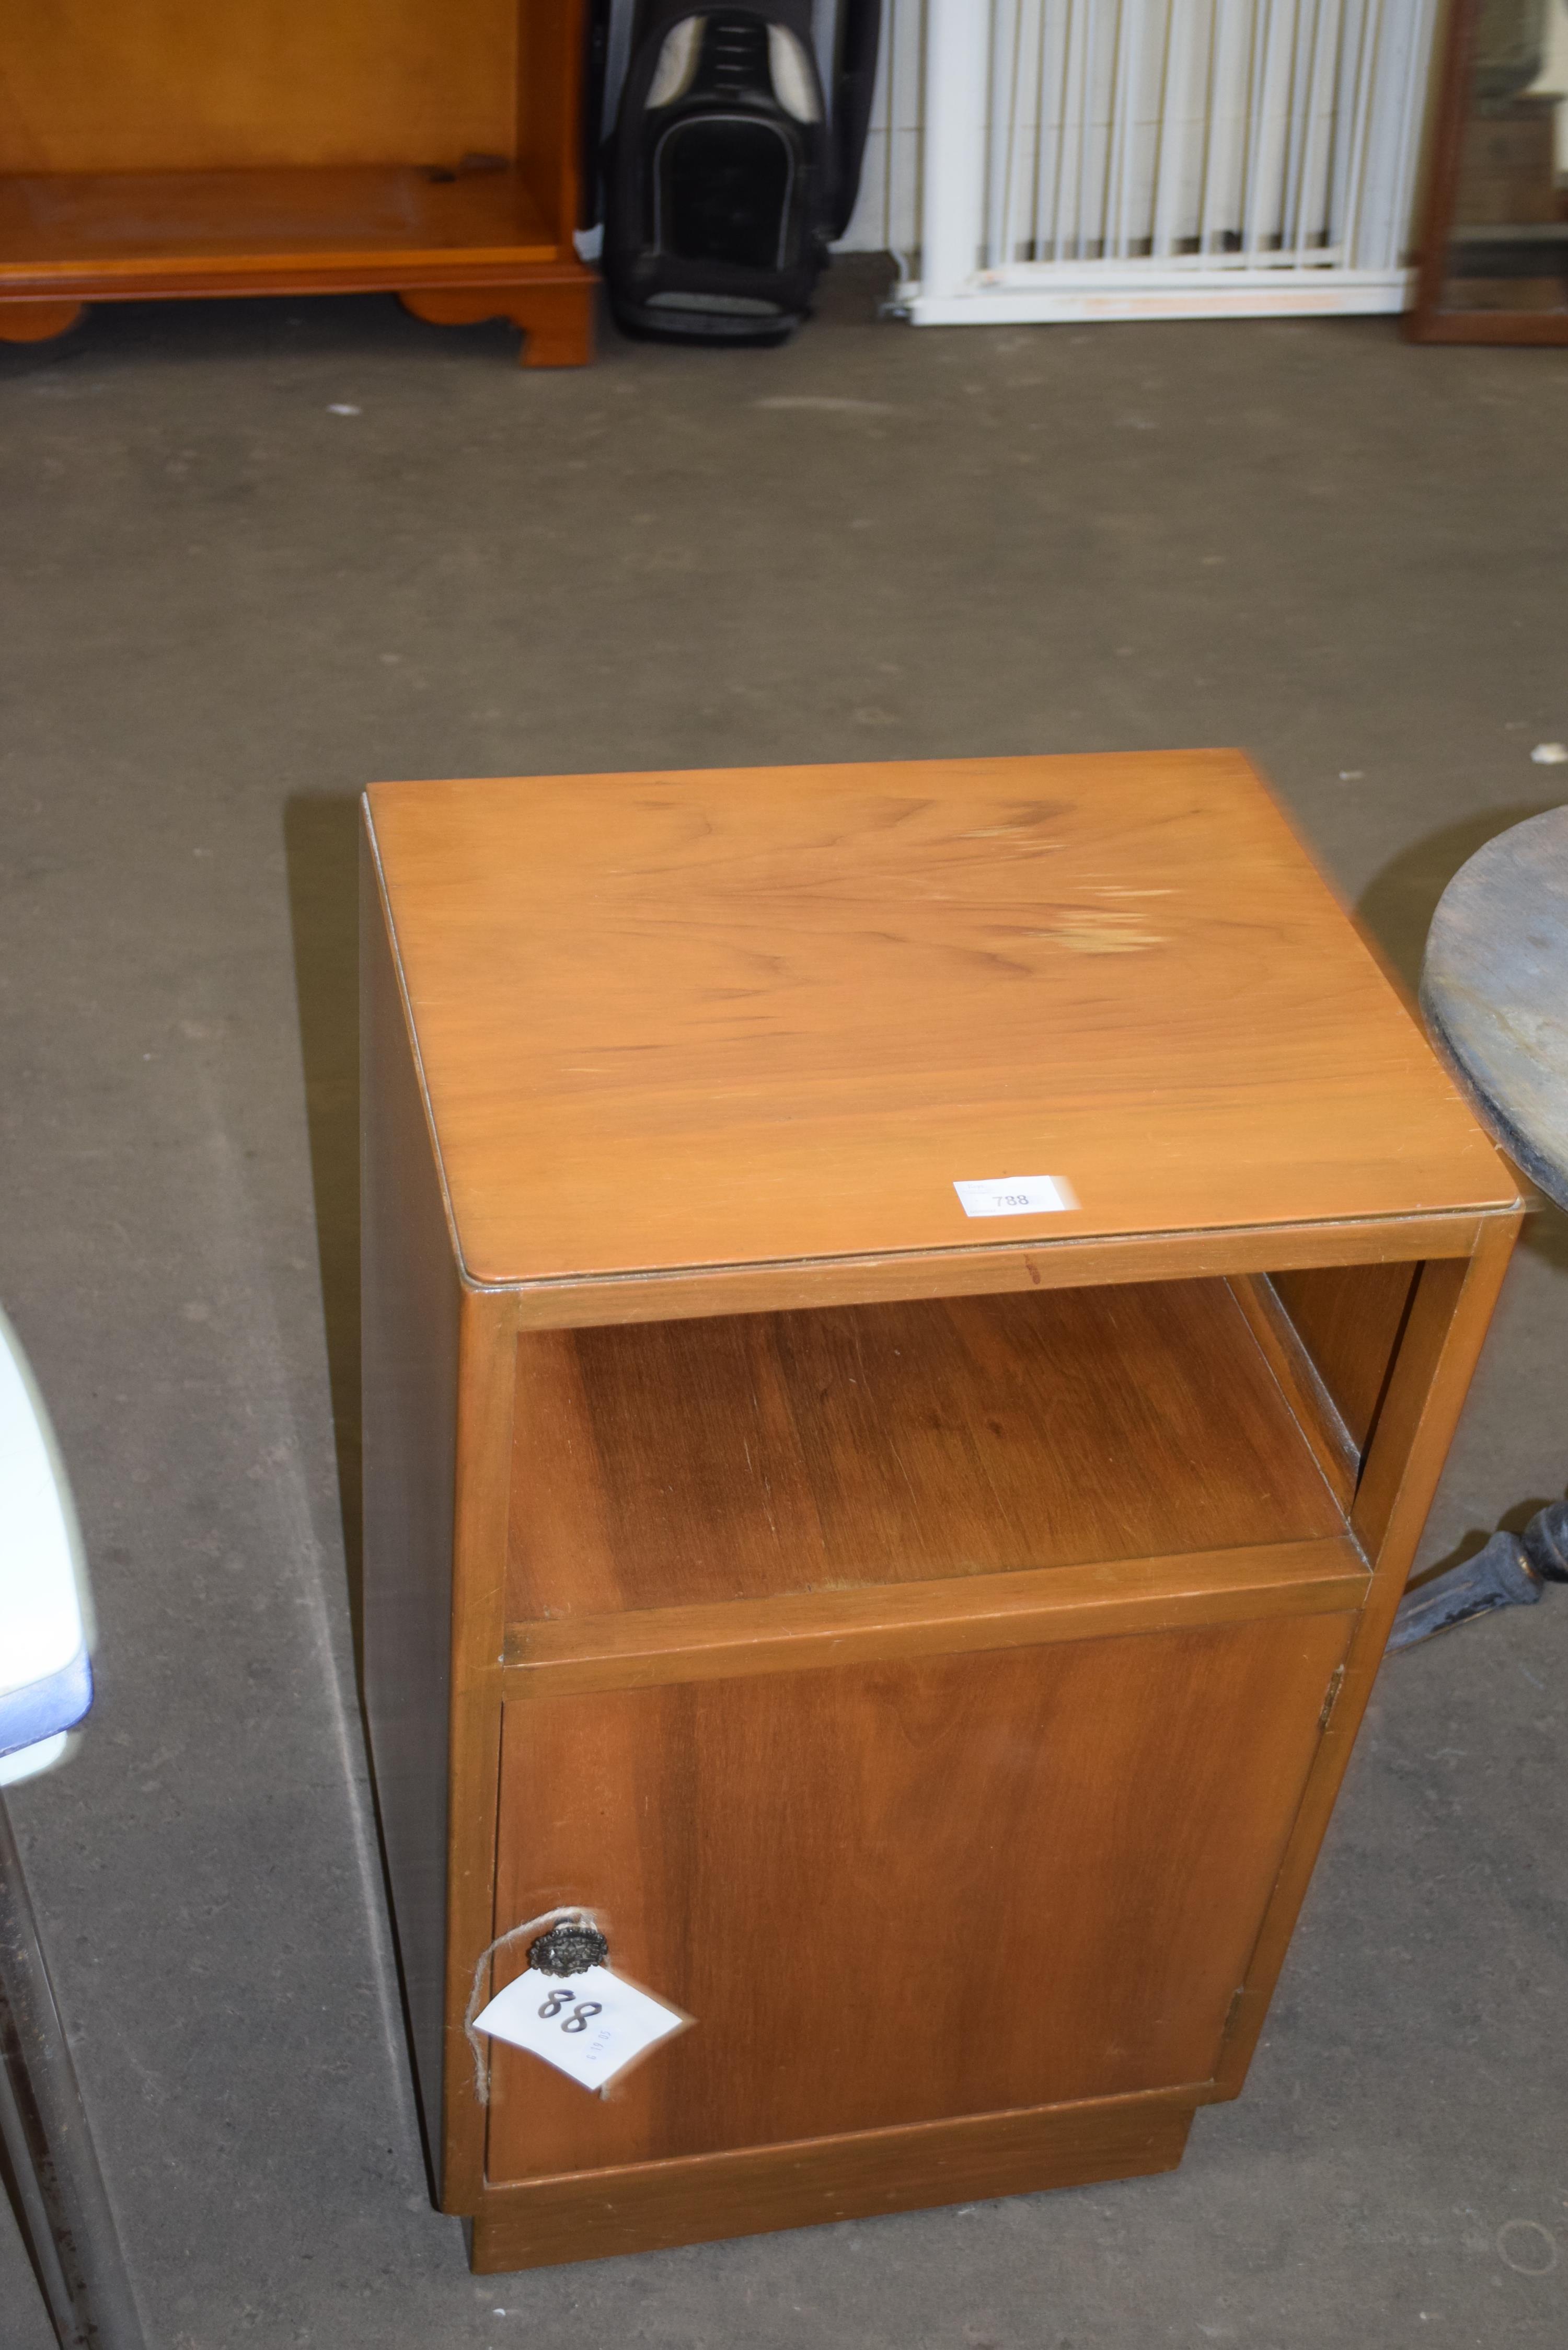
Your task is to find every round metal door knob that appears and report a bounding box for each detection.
[528,1920,609,1977]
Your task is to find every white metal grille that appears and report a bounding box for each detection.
[834,0,927,263]
[839,0,1440,325]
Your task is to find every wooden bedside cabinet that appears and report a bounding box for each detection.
[360,753,1520,2274]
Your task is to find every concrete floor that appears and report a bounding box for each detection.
[3,262,1567,2350]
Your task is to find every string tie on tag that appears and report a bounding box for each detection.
[464,1906,603,2105]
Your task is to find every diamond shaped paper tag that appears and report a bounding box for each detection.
[474,1965,687,2092]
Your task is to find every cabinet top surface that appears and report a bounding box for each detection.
[364,752,1516,1289]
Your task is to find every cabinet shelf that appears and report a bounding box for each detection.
[507,1277,1353,1623]
[0,166,559,287]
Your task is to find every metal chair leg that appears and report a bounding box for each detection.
[0,1797,146,2350]
[1388,1499,1568,1652]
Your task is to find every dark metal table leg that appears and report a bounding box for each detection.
[0,1796,146,2350]
[1389,1499,1568,1652]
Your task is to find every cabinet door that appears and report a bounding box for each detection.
[486,1612,1352,2183]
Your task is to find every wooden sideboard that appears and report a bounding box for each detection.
[361,751,1520,2272]
[0,2,594,363]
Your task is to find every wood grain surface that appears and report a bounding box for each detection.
[1,1,520,175]
[470,2087,1196,2271]
[364,756,1516,1295]
[484,1612,1354,2183]
[398,280,592,366]
[0,166,560,283]
[0,297,83,340]
[503,1539,1369,1697]
[486,1209,1490,1332]
[0,0,588,333]
[0,160,561,269]
[1270,1261,1416,1456]
[505,1280,1347,1618]
[1227,1275,1359,1506]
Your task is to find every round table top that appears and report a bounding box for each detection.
[1421,803,1568,1212]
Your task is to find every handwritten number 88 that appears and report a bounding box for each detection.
[537,1989,604,2032]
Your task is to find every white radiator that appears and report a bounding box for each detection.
[839,0,1440,324]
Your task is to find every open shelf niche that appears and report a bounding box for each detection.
[0,1,594,363]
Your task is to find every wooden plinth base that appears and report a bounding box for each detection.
[0,280,593,366]
[0,301,84,343]
[398,281,593,366]
[466,2089,1196,2275]
[0,163,595,364]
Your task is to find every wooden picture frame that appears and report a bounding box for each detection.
[1408,0,1568,343]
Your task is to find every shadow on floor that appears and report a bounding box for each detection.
[1356,801,1560,993]
[0,258,893,386]
[0,2135,49,2350]
[0,291,527,380]
[283,794,363,1649]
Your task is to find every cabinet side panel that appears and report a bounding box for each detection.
[516,0,585,238]
[361,817,461,2168]
[1212,1216,1520,2098]
[1270,1262,1417,1457]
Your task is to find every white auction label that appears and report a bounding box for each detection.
[473,1965,687,2093]
[953,1174,1079,1218]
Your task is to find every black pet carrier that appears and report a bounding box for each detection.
[602,1,882,343]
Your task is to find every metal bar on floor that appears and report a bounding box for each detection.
[920,0,989,299]
[994,0,1029,270]
[1105,0,1138,261]
[0,1797,147,2350]
[1196,0,1229,261]
[1339,0,1386,269]
[1148,0,1184,263]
